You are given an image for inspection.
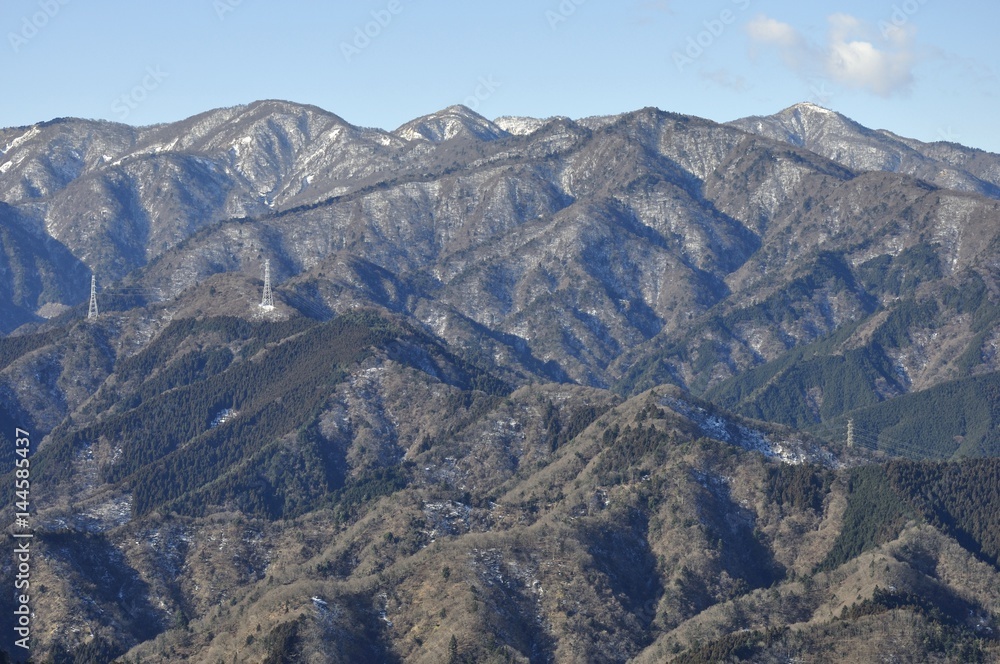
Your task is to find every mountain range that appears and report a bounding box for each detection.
[2,100,1000,661]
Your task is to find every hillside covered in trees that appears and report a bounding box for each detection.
[4,100,1000,661]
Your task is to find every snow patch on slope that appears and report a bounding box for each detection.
[394,106,508,143]
[1,126,40,155]
[494,116,548,136]
[662,395,838,467]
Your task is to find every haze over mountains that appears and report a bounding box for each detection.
[3,101,1000,661]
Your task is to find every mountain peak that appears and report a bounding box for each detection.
[729,101,868,150]
[9,98,1000,663]
[393,105,508,143]
[439,103,482,117]
[241,99,349,123]
[784,101,838,116]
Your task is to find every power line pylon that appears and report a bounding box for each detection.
[87,274,99,320]
[260,260,274,311]
[847,418,855,449]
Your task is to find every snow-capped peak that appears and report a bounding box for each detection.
[493,116,548,137]
[789,101,836,116]
[392,105,508,143]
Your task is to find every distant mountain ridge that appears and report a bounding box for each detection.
[4,101,1000,415]
[5,101,1000,661]
[729,102,1000,198]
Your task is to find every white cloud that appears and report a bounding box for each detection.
[746,16,802,49]
[745,13,917,97]
[825,13,915,96]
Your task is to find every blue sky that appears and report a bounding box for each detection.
[3,0,998,152]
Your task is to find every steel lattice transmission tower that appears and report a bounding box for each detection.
[87,274,99,320]
[260,260,275,311]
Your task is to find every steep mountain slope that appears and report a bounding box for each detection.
[8,361,1000,662]
[4,101,1000,661]
[5,101,1000,401]
[730,102,1000,198]
[0,101,412,285]
[0,202,89,332]
[394,105,510,143]
[81,105,1000,397]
